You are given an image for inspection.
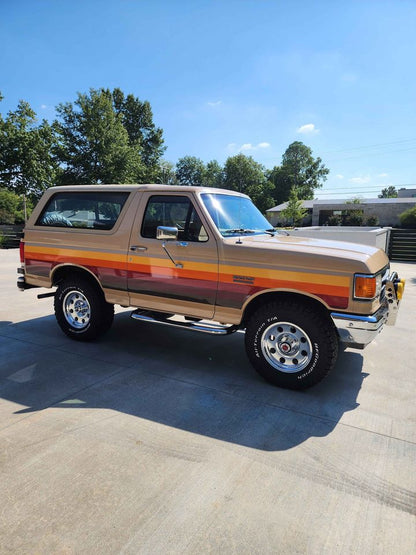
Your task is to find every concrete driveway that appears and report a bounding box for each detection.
[0,249,415,554]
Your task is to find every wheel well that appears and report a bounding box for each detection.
[241,291,331,328]
[52,265,103,293]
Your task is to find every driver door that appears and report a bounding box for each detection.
[127,192,219,319]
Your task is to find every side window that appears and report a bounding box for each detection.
[36,192,129,230]
[141,196,208,242]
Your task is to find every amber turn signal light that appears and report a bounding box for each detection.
[354,275,377,299]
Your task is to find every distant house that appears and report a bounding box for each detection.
[398,187,416,198]
[267,197,416,227]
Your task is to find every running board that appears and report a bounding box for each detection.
[130,310,238,336]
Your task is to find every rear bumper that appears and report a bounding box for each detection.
[17,268,38,291]
[331,272,404,349]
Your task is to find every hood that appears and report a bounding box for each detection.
[222,233,389,274]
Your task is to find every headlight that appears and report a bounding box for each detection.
[354,273,382,300]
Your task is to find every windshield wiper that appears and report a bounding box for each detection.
[223,228,257,235]
[265,228,276,236]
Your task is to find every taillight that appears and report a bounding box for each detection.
[19,240,25,263]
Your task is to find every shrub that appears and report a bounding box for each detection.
[343,210,364,226]
[326,214,342,226]
[399,206,416,228]
[366,215,379,226]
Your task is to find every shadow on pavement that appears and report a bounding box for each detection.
[0,311,365,451]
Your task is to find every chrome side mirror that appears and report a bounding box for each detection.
[156,226,178,241]
[156,226,182,268]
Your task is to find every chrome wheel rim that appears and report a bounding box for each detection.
[261,321,313,373]
[63,291,91,329]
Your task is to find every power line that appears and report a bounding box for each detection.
[325,145,416,162]
[317,184,416,196]
[321,138,416,154]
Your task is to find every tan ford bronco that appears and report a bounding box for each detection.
[17,184,405,389]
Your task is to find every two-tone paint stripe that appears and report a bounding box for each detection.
[24,245,351,309]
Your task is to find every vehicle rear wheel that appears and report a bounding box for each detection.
[245,300,338,389]
[54,277,114,341]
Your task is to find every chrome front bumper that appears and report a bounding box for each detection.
[331,273,404,349]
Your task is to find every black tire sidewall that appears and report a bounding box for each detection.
[246,302,337,389]
[55,279,112,341]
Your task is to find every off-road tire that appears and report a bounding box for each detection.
[245,300,338,390]
[54,277,114,341]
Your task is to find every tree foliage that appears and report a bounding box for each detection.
[54,88,164,185]
[111,88,165,177]
[0,96,58,200]
[223,154,274,213]
[205,160,224,188]
[157,160,178,184]
[379,185,398,198]
[269,141,329,204]
[1,91,338,222]
[280,188,308,225]
[175,156,206,186]
[0,188,32,224]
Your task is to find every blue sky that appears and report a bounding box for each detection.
[1,0,416,198]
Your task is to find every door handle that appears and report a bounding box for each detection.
[130,246,147,252]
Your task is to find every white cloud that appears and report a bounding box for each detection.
[350,176,371,184]
[207,100,222,107]
[336,174,344,179]
[227,141,271,153]
[41,104,48,109]
[297,123,319,135]
[235,142,271,152]
[378,173,388,178]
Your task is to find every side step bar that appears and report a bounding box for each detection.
[131,310,238,336]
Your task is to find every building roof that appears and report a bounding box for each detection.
[267,197,416,212]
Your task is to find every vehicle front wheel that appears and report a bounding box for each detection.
[54,277,114,341]
[245,300,338,389]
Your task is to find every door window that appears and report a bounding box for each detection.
[141,196,208,242]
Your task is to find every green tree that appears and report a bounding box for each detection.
[0,95,58,200]
[399,206,416,228]
[157,160,178,184]
[54,88,164,185]
[223,154,274,213]
[280,188,308,226]
[176,156,206,186]
[269,141,329,204]
[379,185,398,198]
[205,160,224,188]
[0,188,32,224]
[267,166,292,205]
[111,88,165,180]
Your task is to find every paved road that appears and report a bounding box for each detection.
[1,249,415,554]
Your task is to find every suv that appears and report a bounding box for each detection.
[17,184,405,389]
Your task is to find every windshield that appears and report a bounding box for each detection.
[201,193,273,236]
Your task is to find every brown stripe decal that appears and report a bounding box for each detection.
[25,246,351,309]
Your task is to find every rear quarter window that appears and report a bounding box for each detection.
[36,191,130,230]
